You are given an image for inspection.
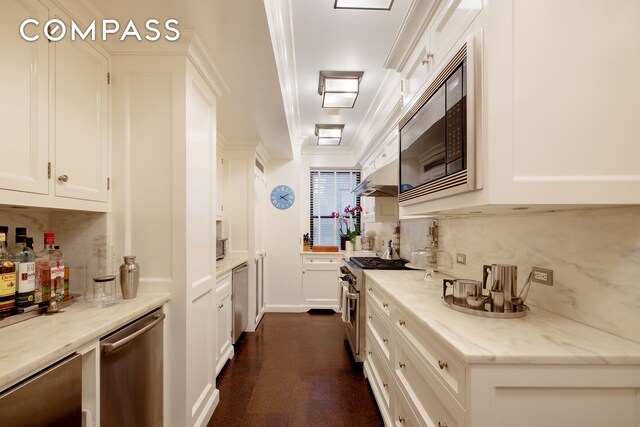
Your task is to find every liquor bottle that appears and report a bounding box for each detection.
[35,233,64,303]
[10,228,36,311]
[0,226,17,318]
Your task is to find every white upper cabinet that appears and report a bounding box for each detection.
[0,4,110,211]
[387,0,640,216]
[54,28,109,203]
[0,0,49,195]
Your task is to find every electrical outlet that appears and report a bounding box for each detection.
[456,253,466,265]
[532,267,553,286]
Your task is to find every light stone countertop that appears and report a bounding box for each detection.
[216,256,249,276]
[365,269,640,365]
[0,293,169,390]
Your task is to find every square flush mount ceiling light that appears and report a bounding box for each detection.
[318,71,364,108]
[334,0,394,10]
[315,124,344,146]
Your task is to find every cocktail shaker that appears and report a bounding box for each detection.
[119,256,139,299]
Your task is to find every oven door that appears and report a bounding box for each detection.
[341,282,360,361]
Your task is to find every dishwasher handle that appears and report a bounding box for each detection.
[101,312,165,354]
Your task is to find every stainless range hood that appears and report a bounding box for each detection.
[353,160,398,197]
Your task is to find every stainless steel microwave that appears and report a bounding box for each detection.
[399,30,482,205]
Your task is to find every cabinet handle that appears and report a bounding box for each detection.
[368,315,373,320]
[382,382,388,388]
[438,360,448,370]
[368,287,372,292]
[399,320,406,326]
[218,303,224,310]
[438,423,448,427]
[383,337,388,343]
[398,362,406,369]
[368,351,373,356]
[57,174,69,183]
[421,52,434,65]
[398,416,406,423]
[382,303,388,308]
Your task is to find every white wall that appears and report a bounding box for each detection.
[264,148,358,311]
[400,206,640,345]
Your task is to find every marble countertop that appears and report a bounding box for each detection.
[0,293,169,390]
[216,256,248,276]
[365,270,640,365]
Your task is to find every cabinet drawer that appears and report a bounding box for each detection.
[301,256,341,266]
[396,345,464,427]
[367,303,393,363]
[394,390,422,427]
[367,284,392,319]
[394,307,466,407]
[216,272,232,297]
[365,332,394,421]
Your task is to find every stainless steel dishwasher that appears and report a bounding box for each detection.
[100,308,164,427]
[232,263,249,343]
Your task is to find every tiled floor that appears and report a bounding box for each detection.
[208,311,384,426]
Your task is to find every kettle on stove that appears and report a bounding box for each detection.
[380,240,400,260]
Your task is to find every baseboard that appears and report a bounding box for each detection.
[195,388,219,427]
[265,304,306,313]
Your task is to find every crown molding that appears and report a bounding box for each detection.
[384,0,440,72]
[186,32,230,97]
[263,0,303,146]
[349,69,402,159]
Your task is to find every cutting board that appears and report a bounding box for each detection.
[311,246,339,252]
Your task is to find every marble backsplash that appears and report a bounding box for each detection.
[0,209,108,296]
[399,206,640,344]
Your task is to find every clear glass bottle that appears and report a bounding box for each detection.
[35,233,64,303]
[10,227,35,311]
[0,226,17,318]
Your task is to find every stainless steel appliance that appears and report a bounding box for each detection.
[352,160,398,197]
[0,353,82,427]
[216,238,228,260]
[340,256,408,362]
[101,308,164,427]
[399,29,482,204]
[232,262,249,343]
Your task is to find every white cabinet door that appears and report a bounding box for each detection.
[0,0,49,194]
[302,265,340,310]
[54,29,109,202]
[215,289,233,375]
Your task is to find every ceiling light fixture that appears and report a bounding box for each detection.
[318,71,364,108]
[315,124,344,146]
[334,0,394,10]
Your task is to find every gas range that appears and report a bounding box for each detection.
[339,255,408,363]
[349,256,409,270]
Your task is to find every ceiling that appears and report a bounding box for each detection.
[87,0,411,160]
[284,0,411,152]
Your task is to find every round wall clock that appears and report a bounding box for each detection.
[270,185,295,210]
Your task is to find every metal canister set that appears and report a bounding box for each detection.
[442,264,532,318]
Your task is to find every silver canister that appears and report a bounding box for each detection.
[119,255,139,299]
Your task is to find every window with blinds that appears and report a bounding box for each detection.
[310,170,361,247]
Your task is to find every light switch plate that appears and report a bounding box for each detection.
[456,253,466,265]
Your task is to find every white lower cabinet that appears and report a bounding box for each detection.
[215,272,233,376]
[301,254,342,311]
[365,282,640,427]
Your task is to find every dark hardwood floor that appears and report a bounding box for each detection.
[208,311,384,426]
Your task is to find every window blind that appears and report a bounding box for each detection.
[309,170,361,247]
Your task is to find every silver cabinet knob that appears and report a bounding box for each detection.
[382,338,388,343]
[398,362,406,369]
[421,52,434,65]
[368,315,373,320]
[382,303,389,308]
[399,320,406,326]
[438,422,448,427]
[398,416,406,423]
[438,360,448,370]
[57,174,69,182]
[368,287,372,292]
[382,383,388,388]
